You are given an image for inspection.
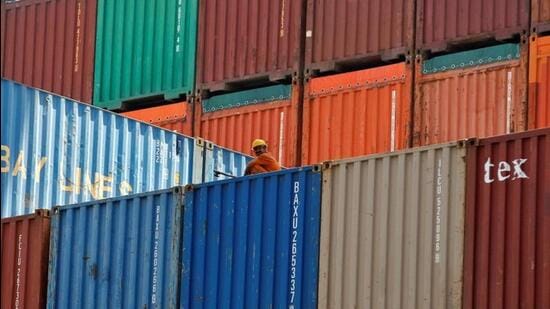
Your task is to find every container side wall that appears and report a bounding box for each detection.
[122,101,193,136]
[319,143,466,309]
[414,45,528,146]
[528,35,550,129]
[196,0,302,91]
[417,0,529,52]
[304,0,414,71]
[531,0,550,33]
[181,167,321,308]
[1,0,97,103]
[202,143,252,181]
[196,85,300,166]
[93,0,197,109]
[1,79,195,217]
[463,128,550,309]
[47,188,183,309]
[302,63,412,165]
[1,210,51,309]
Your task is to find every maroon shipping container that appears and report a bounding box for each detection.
[1,210,51,309]
[416,0,529,53]
[531,0,550,34]
[1,0,97,103]
[463,128,550,309]
[196,0,304,92]
[305,0,414,73]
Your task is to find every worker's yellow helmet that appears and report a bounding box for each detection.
[251,139,267,149]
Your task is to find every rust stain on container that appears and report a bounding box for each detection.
[531,0,550,33]
[196,0,303,92]
[414,44,529,147]
[1,0,97,103]
[195,84,300,166]
[529,35,550,129]
[1,210,51,309]
[416,0,529,52]
[122,101,193,136]
[305,0,414,73]
[463,128,550,309]
[302,62,412,165]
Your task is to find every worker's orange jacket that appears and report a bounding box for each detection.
[244,152,281,175]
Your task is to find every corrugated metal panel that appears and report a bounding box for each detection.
[1,0,97,103]
[2,210,50,309]
[195,84,300,166]
[531,0,550,33]
[202,140,252,181]
[93,0,197,110]
[528,35,550,129]
[196,0,303,92]
[122,101,193,136]
[1,79,195,218]
[304,0,414,73]
[302,62,412,165]
[47,187,184,309]
[416,0,529,52]
[319,142,467,309]
[463,128,550,309]
[414,43,528,147]
[181,167,322,308]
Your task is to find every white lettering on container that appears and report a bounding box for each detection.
[434,159,443,264]
[151,205,161,305]
[483,157,529,184]
[289,181,300,307]
[15,233,23,309]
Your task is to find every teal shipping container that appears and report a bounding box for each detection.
[93,0,198,110]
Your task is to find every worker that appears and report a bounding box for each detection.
[244,139,281,176]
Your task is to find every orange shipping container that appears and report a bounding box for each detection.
[529,35,550,129]
[414,43,528,147]
[122,102,193,136]
[302,62,412,165]
[194,84,300,166]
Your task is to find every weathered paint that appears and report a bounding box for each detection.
[305,0,414,72]
[1,0,97,103]
[195,84,300,166]
[181,167,322,308]
[201,139,252,181]
[1,79,195,218]
[414,43,528,146]
[47,187,184,309]
[319,142,467,309]
[122,101,193,136]
[93,0,197,109]
[531,0,550,33]
[2,210,51,309]
[463,128,550,309]
[302,62,412,165]
[196,0,303,92]
[528,35,550,129]
[417,0,529,52]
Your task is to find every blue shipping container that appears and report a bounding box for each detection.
[181,166,322,308]
[1,79,196,217]
[47,187,184,309]
[203,140,251,181]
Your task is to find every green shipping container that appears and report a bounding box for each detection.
[93,0,198,110]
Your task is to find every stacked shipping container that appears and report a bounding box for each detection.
[122,101,193,136]
[529,35,550,128]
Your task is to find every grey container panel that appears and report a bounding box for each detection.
[319,143,467,309]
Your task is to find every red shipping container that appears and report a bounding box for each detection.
[1,0,97,103]
[414,43,529,147]
[195,84,300,166]
[302,62,412,165]
[196,0,303,92]
[305,0,414,73]
[416,0,529,53]
[529,35,550,129]
[531,0,550,34]
[122,101,193,136]
[463,128,550,309]
[1,210,51,309]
